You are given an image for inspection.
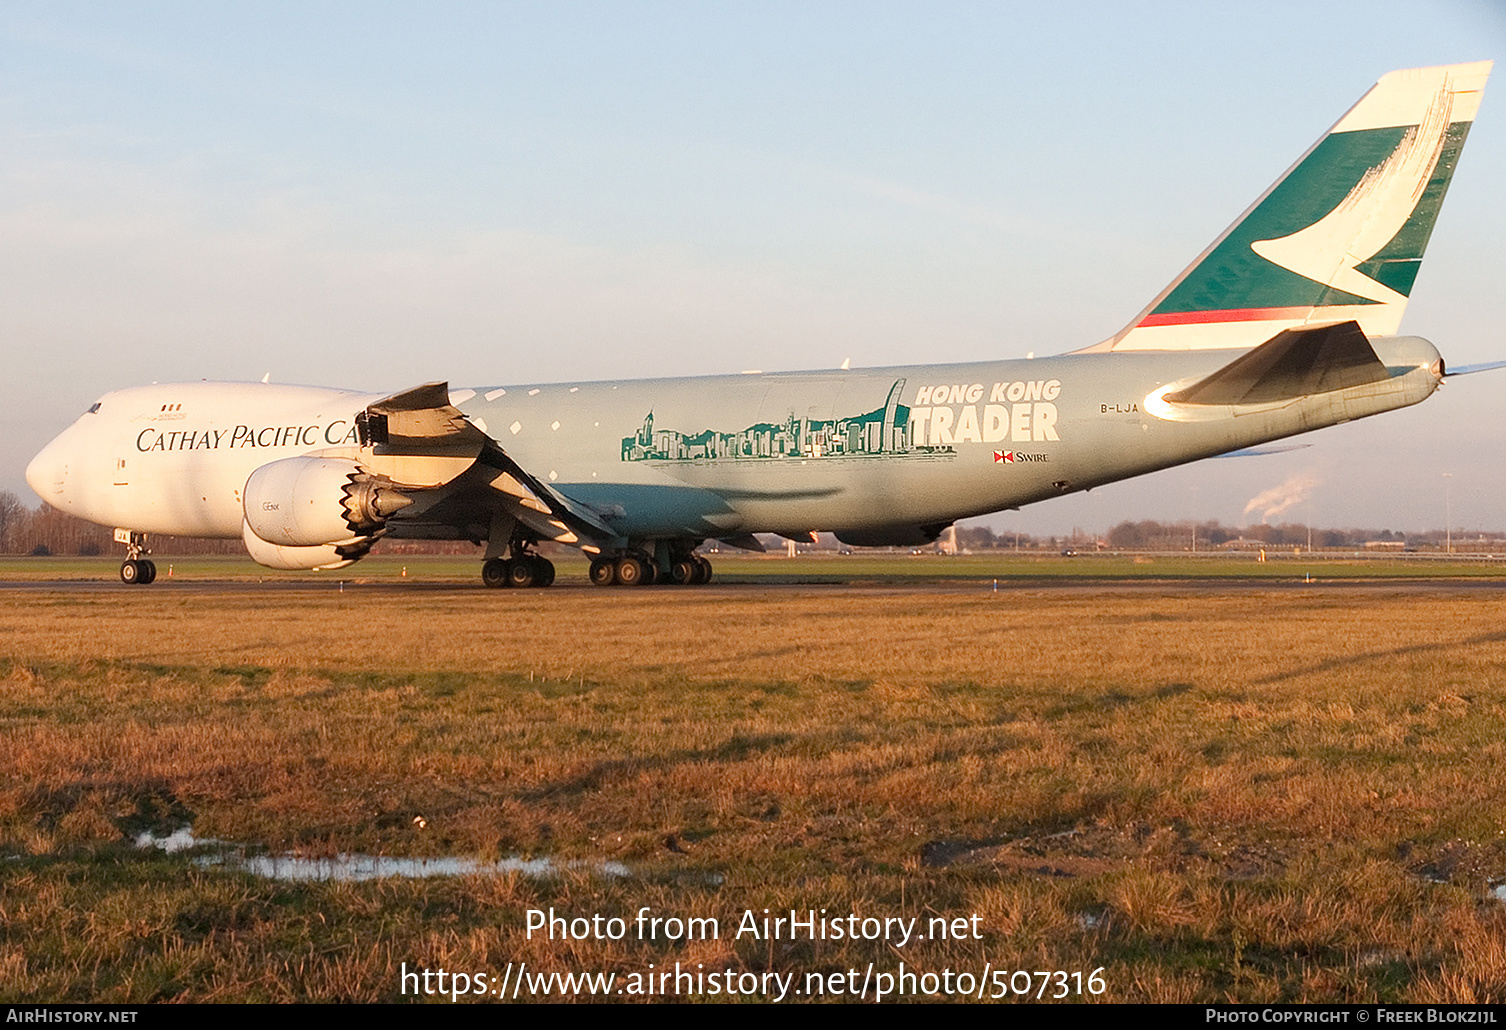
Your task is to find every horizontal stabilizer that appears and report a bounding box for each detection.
[1212,443,1312,458]
[1444,359,1506,377]
[1165,321,1387,406]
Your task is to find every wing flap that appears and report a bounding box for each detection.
[478,446,618,548]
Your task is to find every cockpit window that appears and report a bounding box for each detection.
[86,403,101,414]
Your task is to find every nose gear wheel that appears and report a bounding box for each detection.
[120,558,156,585]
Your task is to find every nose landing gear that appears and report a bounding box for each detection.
[116,529,157,585]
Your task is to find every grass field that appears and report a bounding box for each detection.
[4,574,1506,1002]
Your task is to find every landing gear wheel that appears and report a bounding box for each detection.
[670,559,697,585]
[506,558,538,589]
[589,558,617,587]
[482,557,509,588]
[692,555,712,585]
[641,559,660,586]
[533,557,556,587]
[118,531,151,584]
[614,555,646,586]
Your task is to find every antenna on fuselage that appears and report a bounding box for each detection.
[261,373,270,383]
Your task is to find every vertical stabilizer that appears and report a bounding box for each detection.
[1083,62,1491,353]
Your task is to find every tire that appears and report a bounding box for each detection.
[119,560,140,585]
[533,557,556,587]
[140,560,157,584]
[589,558,617,586]
[614,555,645,586]
[670,559,697,585]
[507,558,537,589]
[693,555,712,584]
[641,558,660,585]
[482,558,509,588]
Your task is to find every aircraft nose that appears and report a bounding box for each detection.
[25,435,64,501]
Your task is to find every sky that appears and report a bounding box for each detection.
[2,2,1503,537]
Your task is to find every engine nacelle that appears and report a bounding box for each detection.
[241,520,368,570]
[243,457,411,548]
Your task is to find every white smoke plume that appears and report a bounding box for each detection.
[1243,471,1320,524]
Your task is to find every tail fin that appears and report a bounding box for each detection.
[1086,61,1491,353]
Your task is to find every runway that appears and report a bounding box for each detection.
[6,572,1506,596]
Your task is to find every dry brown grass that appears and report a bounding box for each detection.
[3,582,1506,1001]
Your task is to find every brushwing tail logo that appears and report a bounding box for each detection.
[1088,61,1490,352]
[1249,82,1455,307]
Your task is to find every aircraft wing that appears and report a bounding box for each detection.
[357,381,489,451]
[355,382,616,553]
[472,446,616,551]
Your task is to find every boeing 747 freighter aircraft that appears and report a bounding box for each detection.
[25,63,1495,588]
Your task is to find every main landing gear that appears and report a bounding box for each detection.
[481,552,556,589]
[117,530,157,585]
[589,552,712,587]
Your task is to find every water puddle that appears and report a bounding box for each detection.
[135,826,213,853]
[205,852,630,882]
[1410,868,1506,904]
[135,827,629,882]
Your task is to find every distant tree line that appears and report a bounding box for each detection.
[1103,520,1421,550]
[956,521,1490,552]
[0,491,242,556]
[0,489,1495,557]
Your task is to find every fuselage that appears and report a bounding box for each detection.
[26,335,1443,547]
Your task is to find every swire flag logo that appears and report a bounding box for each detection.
[993,451,1014,464]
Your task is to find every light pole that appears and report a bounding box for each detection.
[1444,472,1453,554]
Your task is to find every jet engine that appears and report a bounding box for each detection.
[240,521,374,570]
[243,457,412,549]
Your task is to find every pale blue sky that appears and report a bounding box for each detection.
[2,2,1503,535]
